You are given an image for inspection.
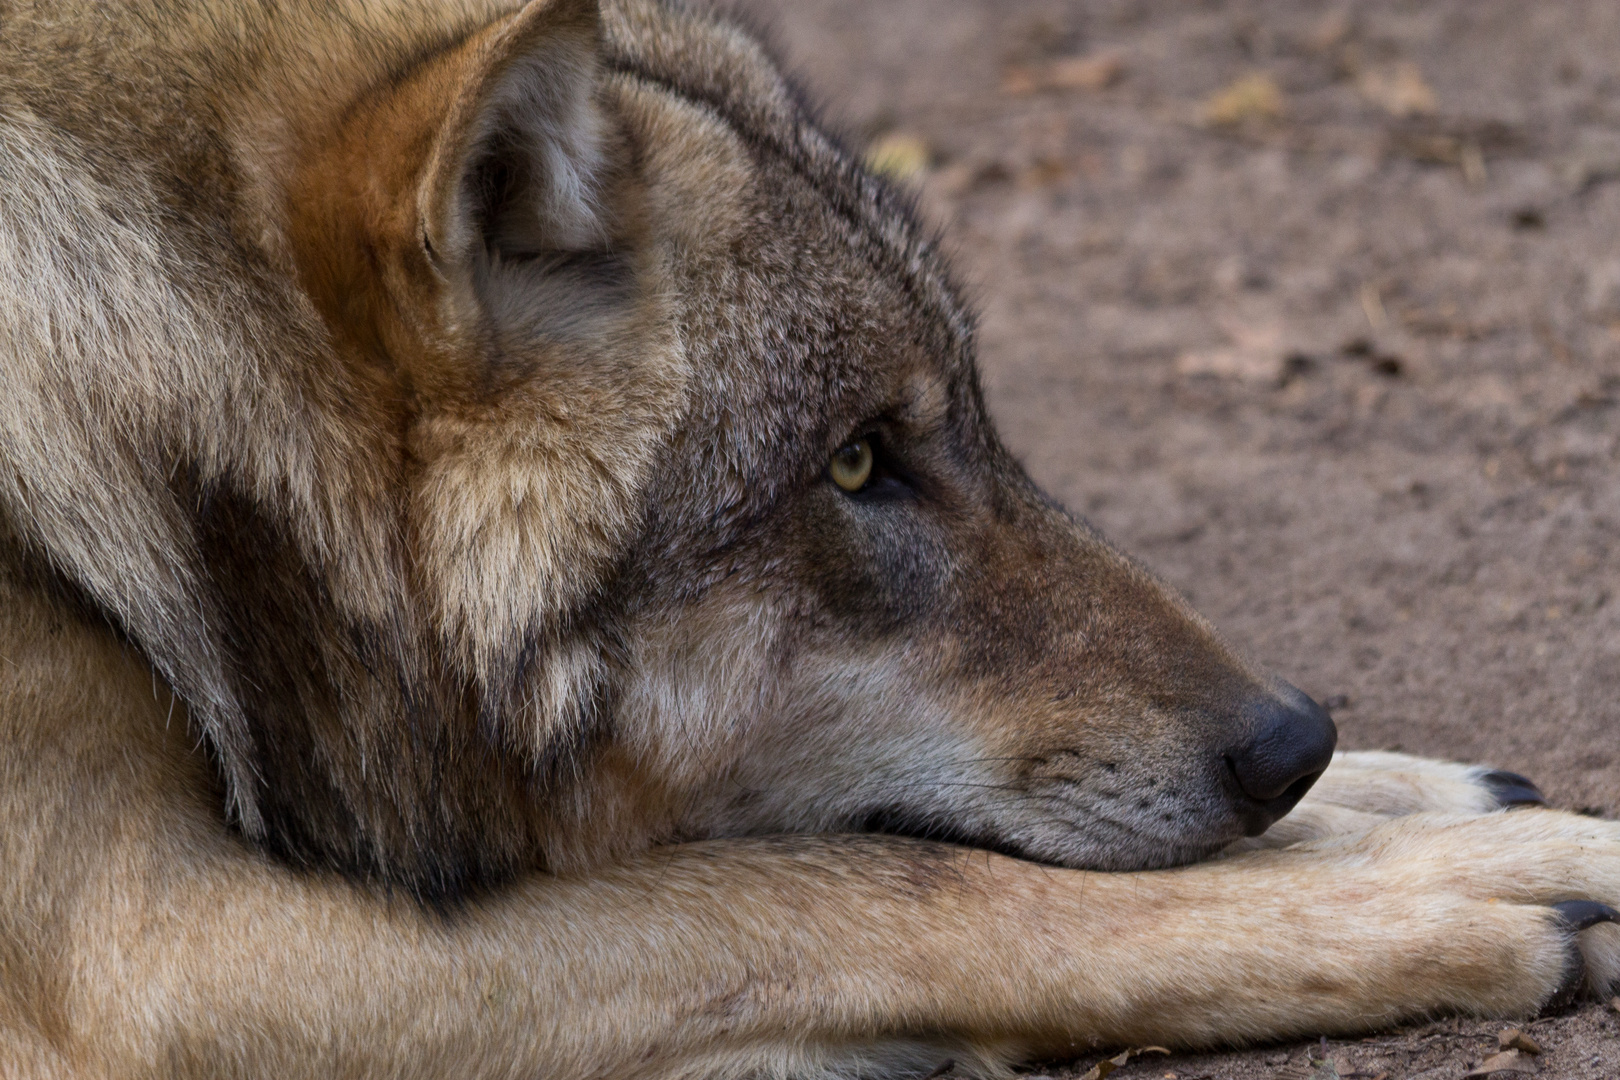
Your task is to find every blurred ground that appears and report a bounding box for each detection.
[749,2,1620,1077]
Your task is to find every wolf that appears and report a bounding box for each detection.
[0,0,1616,1076]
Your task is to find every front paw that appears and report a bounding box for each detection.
[1547,900,1620,1007]
[1307,750,1548,815]
[1228,751,1550,852]
[1298,810,1620,1010]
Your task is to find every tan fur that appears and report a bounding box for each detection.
[2,1,1618,1077]
[4,577,1617,1079]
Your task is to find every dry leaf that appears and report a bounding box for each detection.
[1019,157,1069,189]
[1000,66,1041,96]
[1497,1028,1542,1055]
[1356,61,1436,117]
[1047,53,1125,91]
[1271,1060,1319,1080]
[1175,320,1286,381]
[1175,346,1278,380]
[1002,52,1124,96]
[864,133,931,183]
[929,159,1012,197]
[1464,1049,1536,1077]
[1078,1050,1132,1080]
[1390,131,1464,165]
[1308,11,1352,53]
[1203,72,1285,126]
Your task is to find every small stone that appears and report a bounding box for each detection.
[1002,52,1125,96]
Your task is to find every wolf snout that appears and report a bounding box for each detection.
[1223,684,1338,833]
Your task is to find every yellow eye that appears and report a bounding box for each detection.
[829,438,874,492]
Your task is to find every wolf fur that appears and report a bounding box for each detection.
[1,1,1617,1077]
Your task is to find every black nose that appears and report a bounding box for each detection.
[1225,683,1337,825]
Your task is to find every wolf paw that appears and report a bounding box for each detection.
[1222,811,1620,1024]
[1308,750,1547,814]
[1228,751,1548,852]
[1547,900,1620,1009]
[1337,812,1620,1005]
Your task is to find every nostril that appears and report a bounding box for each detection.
[1223,753,1323,807]
[1279,769,1324,806]
[1225,685,1338,804]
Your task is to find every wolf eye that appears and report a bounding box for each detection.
[829,438,874,492]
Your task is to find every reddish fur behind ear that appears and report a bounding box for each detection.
[267,0,683,892]
[287,0,613,398]
[284,29,477,399]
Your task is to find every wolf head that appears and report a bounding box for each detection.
[0,0,1333,895]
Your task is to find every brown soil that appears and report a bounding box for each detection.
[750,1,1620,1076]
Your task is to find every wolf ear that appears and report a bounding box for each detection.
[420,0,609,271]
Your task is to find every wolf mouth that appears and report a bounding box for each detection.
[853,804,1058,865]
[851,779,1277,872]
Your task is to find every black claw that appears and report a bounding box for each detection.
[1546,953,1585,1014]
[1481,770,1548,809]
[1542,901,1620,1013]
[1552,900,1620,932]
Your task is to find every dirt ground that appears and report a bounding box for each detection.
[750,1,1620,1076]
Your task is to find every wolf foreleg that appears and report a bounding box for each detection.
[28,812,1620,1078]
[7,585,1617,1079]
